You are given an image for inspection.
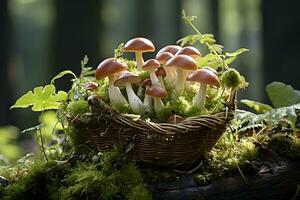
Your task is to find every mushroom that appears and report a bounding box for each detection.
[141,78,153,111]
[124,37,155,70]
[165,55,197,96]
[157,45,182,55]
[145,86,168,115]
[155,67,166,89]
[96,58,128,106]
[175,46,201,60]
[114,71,144,114]
[142,59,161,87]
[84,82,99,91]
[186,68,220,109]
[155,52,175,85]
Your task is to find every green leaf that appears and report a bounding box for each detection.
[266,81,300,108]
[11,84,68,112]
[259,104,300,130]
[81,55,89,68]
[176,34,200,46]
[196,54,218,68]
[225,48,249,57]
[51,70,77,85]
[224,57,237,65]
[240,99,273,114]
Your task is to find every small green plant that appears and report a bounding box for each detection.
[11,85,68,161]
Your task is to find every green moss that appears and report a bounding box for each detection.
[58,161,151,200]
[221,68,242,89]
[126,185,152,200]
[67,100,90,116]
[67,126,95,154]
[2,160,63,200]
[96,78,110,103]
[58,164,120,200]
[267,133,300,160]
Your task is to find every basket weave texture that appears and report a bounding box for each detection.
[68,96,235,170]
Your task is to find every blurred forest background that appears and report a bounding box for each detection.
[1,0,300,161]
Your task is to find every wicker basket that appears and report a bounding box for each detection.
[67,95,236,170]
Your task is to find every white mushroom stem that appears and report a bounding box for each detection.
[153,97,165,115]
[143,86,153,111]
[135,51,144,70]
[149,69,160,86]
[108,75,128,106]
[158,77,165,89]
[165,67,176,85]
[194,83,207,108]
[125,82,145,115]
[175,69,189,95]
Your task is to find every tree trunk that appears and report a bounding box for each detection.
[53,0,102,91]
[0,0,13,125]
[262,0,300,102]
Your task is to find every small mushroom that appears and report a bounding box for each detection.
[155,52,175,85]
[176,46,201,60]
[84,82,99,91]
[155,67,166,89]
[142,59,161,87]
[157,45,182,55]
[141,78,153,111]
[114,71,144,114]
[186,68,220,109]
[96,58,128,106]
[165,55,197,96]
[145,86,168,115]
[124,37,155,70]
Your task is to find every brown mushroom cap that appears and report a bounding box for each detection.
[186,68,220,87]
[203,66,218,75]
[114,71,141,87]
[176,46,201,58]
[142,78,152,86]
[124,37,155,52]
[155,52,174,64]
[142,59,160,71]
[145,86,168,98]
[155,67,166,77]
[96,58,128,80]
[157,45,182,55]
[165,55,197,70]
[84,82,99,91]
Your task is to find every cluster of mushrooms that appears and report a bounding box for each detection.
[94,37,221,117]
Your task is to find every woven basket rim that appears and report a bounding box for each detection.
[68,93,236,135]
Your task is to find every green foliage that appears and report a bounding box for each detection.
[51,70,77,85]
[0,127,22,165]
[266,133,300,160]
[221,68,242,89]
[194,131,258,185]
[11,85,68,112]
[67,100,90,116]
[114,43,125,58]
[2,160,62,200]
[240,99,273,114]
[1,149,151,200]
[179,10,248,70]
[266,81,300,108]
